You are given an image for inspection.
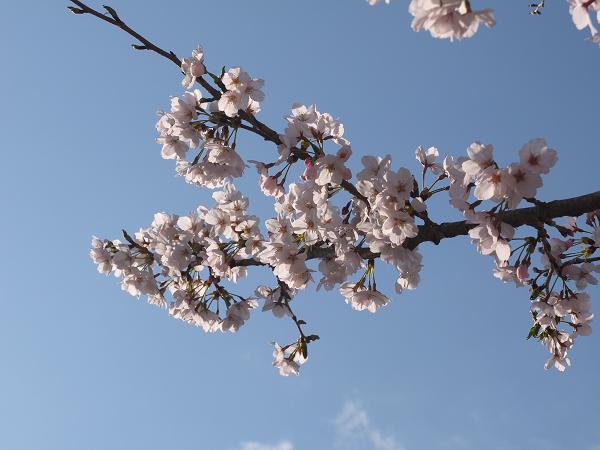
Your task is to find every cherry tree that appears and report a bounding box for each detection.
[71,0,600,376]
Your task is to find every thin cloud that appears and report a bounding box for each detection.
[335,400,405,450]
[239,441,294,450]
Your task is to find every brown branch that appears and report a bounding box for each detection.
[401,190,600,250]
[69,0,181,66]
[341,180,370,208]
[231,191,600,266]
[68,1,273,136]
[231,258,267,268]
[314,191,600,256]
[563,256,600,266]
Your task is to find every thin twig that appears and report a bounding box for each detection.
[563,255,600,266]
[529,0,545,15]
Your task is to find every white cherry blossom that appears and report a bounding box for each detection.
[409,0,495,41]
[339,282,390,313]
[518,139,558,175]
[415,146,442,174]
[181,46,206,89]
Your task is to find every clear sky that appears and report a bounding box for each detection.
[1,1,599,450]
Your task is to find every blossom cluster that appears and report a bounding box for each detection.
[91,182,265,333]
[92,45,598,376]
[368,0,495,40]
[368,0,600,46]
[409,0,495,41]
[272,340,307,376]
[215,67,265,117]
[516,225,597,372]
[250,103,425,314]
[155,90,245,188]
[155,47,264,188]
[442,139,597,371]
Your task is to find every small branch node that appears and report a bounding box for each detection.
[67,6,85,14]
[102,5,120,21]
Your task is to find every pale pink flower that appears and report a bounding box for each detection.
[272,342,302,376]
[220,299,258,332]
[410,0,495,41]
[462,142,494,180]
[181,46,206,89]
[314,154,351,186]
[519,139,557,175]
[217,90,243,117]
[339,282,390,313]
[381,212,419,246]
[260,175,284,197]
[474,167,515,202]
[415,146,442,174]
[508,163,542,198]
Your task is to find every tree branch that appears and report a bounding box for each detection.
[564,255,600,266]
[69,3,600,264]
[69,0,181,65]
[68,1,372,205]
[68,1,272,132]
[231,191,600,267]
[322,190,600,256]
[406,190,600,249]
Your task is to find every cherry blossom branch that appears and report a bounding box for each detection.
[67,1,371,207]
[277,279,317,341]
[411,191,600,247]
[563,255,600,266]
[373,0,600,47]
[67,0,278,143]
[232,191,600,268]
[68,1,182,66]
[68,1,283,139]
[79,1,600,375]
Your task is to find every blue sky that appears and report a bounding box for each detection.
[1,1,599,449]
